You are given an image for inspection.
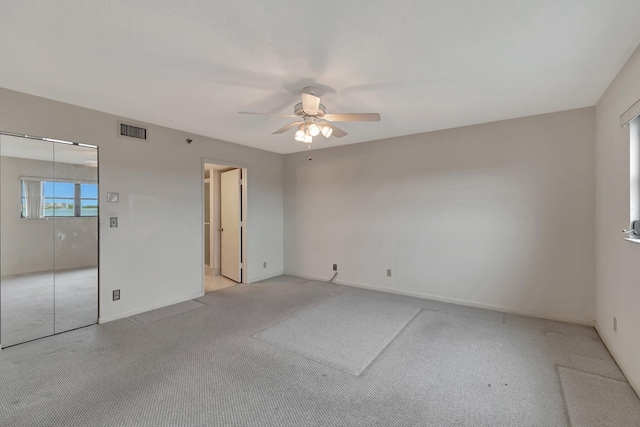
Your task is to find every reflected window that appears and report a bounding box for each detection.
[80,183,98,217]
[21,180,98,218]
[44,181,75,217]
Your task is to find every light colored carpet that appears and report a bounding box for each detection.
[1,268,97,347]
[569,353,627,381]
[558,366,640,427]
[129,300,205,325]
[0,275,637,426]
[254,294,422,375]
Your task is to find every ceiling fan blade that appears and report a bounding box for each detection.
[301,93,320,115]
[239,111,297,118]
[271,121,303,135]
[320,122,347,138]
[323,113,381,122]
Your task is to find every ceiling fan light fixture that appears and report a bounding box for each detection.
[240,86,379,145]
[308,123,320,136]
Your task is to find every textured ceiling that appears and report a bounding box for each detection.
[1,1,640,154]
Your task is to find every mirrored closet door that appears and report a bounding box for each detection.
[0,133,98,347]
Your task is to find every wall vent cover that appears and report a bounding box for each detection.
[119,123,147,140]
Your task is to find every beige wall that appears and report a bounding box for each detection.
[284,107,596,324]
[595,44,640,394]
[0,87,284,325]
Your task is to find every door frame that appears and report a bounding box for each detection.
[201,158,248,292]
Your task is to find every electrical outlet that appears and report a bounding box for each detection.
[110,217,118,228]
[387,269,392,277]
[613,316,617,333]
[333,264,337,271]
[263,261,267,268]
[113,289,120,301]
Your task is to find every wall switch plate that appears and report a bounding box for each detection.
[107,192,119,203]
[333,264,337,271]
[387,269,392,277]
[113,289,120,301]
[110,217,118,228]
[613,316,617,332]
[263,261,267,268]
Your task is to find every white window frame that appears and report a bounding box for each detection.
[621,100,640,242]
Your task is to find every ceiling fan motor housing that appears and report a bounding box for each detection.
[295,102,326,117]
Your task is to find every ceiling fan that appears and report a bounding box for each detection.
[239,86,381,146]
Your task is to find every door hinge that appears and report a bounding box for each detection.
[239,179,244,185]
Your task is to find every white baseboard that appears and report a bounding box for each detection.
[595,322,640,399]
[292,273,594,326]
[98,291,205,324]
[248,271,284,283]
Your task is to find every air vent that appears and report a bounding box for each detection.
[119,123,147,140]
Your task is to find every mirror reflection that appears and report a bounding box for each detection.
[0,134,98,347]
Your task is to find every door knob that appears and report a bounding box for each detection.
[219,227,224,232]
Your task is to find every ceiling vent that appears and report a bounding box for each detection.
[119,122,147,141]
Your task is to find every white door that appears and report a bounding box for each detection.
[220,169,242,282]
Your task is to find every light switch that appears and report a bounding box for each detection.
[107,192,119,203]
[110,217,118,228]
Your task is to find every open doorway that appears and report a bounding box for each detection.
[203,162,247,293]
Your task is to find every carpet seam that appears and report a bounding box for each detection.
[124,317,142,326]
[251,335,364,376]
[304,280,445,313]
[355,307,424,377]
[129,300,206,326]
[555,365,575,427]
[556,365,630,384]
[251,296,423,376]
[253,305,421,377]
[249,293,343,337]
[556,365,640,427]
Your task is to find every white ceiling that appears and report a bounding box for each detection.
[1,1,640,154]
